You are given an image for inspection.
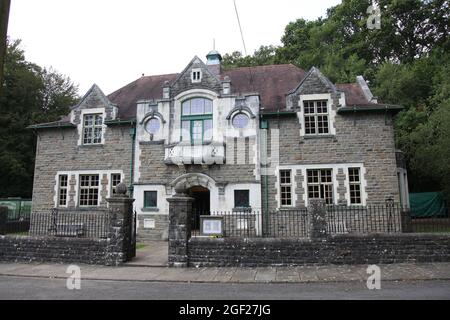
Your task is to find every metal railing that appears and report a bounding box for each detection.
[25,208,111,239]
[190,204,450,239]
[192,210,262,238]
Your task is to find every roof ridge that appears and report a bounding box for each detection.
[224,63,301,71]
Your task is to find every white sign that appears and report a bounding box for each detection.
[202,218,222,235]
[144,219,155,229]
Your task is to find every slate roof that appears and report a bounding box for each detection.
[29,63,402,129]
[106,64,307,119]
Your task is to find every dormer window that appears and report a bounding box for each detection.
[191,69,202,83]
[304,100,329,135]
[83,114,103,145]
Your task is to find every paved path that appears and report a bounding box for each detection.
[126,241,168,267]
[1,276,449,300]
[0,262,449,284]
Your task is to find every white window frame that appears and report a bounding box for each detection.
[53,170,125,207]
[58,174,68,207]
[303,100,330,135]
[82,113,103,145]
[78,174,100,207]
[297,94,336,137]
[77,108,107,146]
[277,164,367,207]
[279,169,294,207]
[348,167,362,205]
[110,173,122,195]
[306,169,334,205]
[191,68,202,83]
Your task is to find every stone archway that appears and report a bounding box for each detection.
[170,173,216,233]
[170,173,216,191]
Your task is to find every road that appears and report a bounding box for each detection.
[0,276,449,300]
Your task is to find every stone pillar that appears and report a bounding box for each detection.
[401,208,412,233]
[167,181,194,267]
[106,183,135,265]
[308,200,328,239]
[0,206,7,235]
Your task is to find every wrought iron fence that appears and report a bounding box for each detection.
[190,204,450,239]
[192,210,261,238]
[326,204,406,234]
[26,208,110,239]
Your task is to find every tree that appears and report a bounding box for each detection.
[0,39,79,198]
[222,45,281,70]
[0,0,11,91]
[221,0,450,198]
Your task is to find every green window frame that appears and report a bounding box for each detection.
[181,98,213,144]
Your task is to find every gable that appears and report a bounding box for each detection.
[290,67,337,96]
[71,84,118,124]
[170,56,222,98]
[76,84,113,110]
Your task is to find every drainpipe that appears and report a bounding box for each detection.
[260,117,269,236]
[129,122,136,197]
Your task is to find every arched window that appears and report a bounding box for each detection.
[181,98,213,143]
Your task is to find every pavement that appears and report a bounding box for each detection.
[126,242,168,267]
[1,276,450,300]
[0,261,449,284]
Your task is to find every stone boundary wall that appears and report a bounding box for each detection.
[189,233,450,267]
[0,186,135,266]
[0,235,110,265]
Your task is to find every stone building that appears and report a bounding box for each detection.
[29,50,409,241]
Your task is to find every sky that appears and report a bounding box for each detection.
[8,0,341,95]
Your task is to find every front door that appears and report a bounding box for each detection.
[188,186,210,231]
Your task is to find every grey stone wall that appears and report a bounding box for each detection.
[264,112,400,211]
[170,58,222,98]
[32,125,132,212]
[0,235,109,264]
[189,233,450,267]
[137,214,169,242]
[138,143,257,185]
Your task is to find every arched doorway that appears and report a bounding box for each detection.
[188,186,210,231]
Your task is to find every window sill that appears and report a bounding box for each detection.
[302,135,336,140]
[232,207,252,212]
[140,140,164,145]
[279,207,298,211]
[141,207,159,212]
[78,144,104,148]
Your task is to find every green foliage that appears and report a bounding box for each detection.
[222,45,280,70]
[0,39,78,198]
[222,0,450,198]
